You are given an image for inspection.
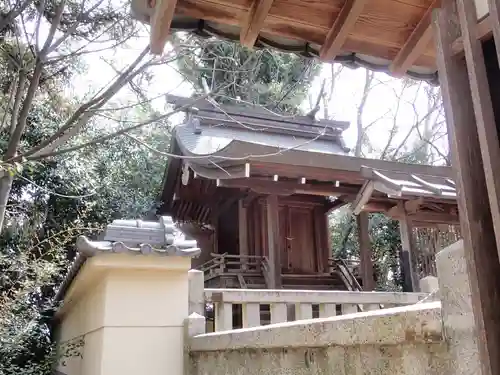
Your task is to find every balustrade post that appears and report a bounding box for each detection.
[295,303,313,320]
[188,269,205,316]
[218,255,225,274]
[341,304,357,315]
[214,302,232,332]
[319,303,336,318]
[242,303,260,328]
[270,303,287,324]
[419,275,439,294]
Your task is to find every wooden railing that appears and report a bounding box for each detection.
[204,288,428,332]
[261,256,271,288]
[198,253,265,279]
[329,258,363,291]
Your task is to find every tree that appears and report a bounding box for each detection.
[325,69,450,291]
[0,93,172,374]
[0,12,323,370]
[175,35,320,111]
[0,0,208,233]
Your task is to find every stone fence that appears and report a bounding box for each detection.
[55,239,481,375]
[189,281,429,332]
[186,240,480,375]
[188,302,446,375]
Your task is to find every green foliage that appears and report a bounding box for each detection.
[330,211,402,291]
[177,37,320,113]
[0,222,79,375]
[0,83,169,375]
[0,121,169,375]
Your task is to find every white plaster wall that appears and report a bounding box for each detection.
[103,269,188,327]
[57,278,107,375]
[56,254,191,375]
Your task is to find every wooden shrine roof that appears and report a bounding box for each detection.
[158,96,458,226]
[131,0,492,83]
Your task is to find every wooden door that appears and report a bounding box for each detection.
[288,206,317,273]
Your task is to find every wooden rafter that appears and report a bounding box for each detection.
[319,0,367,60]
[389,0,440,76]
[240,0,275,48]
[150,0,178,54]
[218,178,361,196]
[351,180,374,215]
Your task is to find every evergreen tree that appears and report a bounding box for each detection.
[176,37,320,112]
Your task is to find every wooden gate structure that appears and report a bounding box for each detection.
[131,0,500,373]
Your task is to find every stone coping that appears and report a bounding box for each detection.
[189,302,443,352]
[204,288,428,304]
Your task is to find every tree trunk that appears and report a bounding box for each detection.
[0,173,14,232]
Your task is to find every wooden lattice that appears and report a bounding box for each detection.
[412,225,462,278]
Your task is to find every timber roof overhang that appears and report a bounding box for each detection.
[158,96,458,227]
[131,0,492,83]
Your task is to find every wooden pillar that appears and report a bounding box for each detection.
[211,206,219,254]
[266,195,281,289]
[313,206,328,273]
[238,200,248,270]
[357,212,375,291]
[398,213,418,292]
[433,4,500,375]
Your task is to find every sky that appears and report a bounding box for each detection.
[63,21,448,163]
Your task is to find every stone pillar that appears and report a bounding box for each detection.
[56,252,195,375]
[436,240,482,375]
[188,269,205,316]
[419,276,439,294]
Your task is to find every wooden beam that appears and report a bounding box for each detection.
[387,204,403,218]
[434,5,500,375]
[357,212,375,291]
[387,204,459,224]
[219,178,360,196]
[326,196,351,213]
[404,197,425,214]
[150,0,178,54]
[240,0,274,48]
[319,0,367,60]
[238,200,249,270]
[361,201,394,212]
[266,195,281,288]
[389,0,439,76]
[451,15,492,55]
[457,0,500,258]
[351,180,375,215]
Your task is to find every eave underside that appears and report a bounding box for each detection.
[133,0,492,82]
[159,155,458,227]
